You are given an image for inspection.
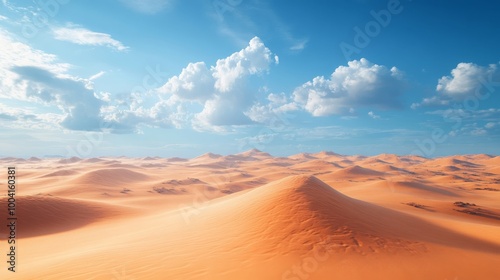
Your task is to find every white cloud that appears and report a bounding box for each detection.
[0,30,69,72]
[437,62,498,98]
[89,71,106,81]
[153,36,277,131]
[245,92,297,125]
[413,62,500,108]
[11,66,105,131]
[119,0,172,14]
[53,25,129,51]
[194,94,253,129]
[471,128,487,136]
[158,62,213,101]
[212,36,276,93]
[1,31,280,134]
[0,102,63,130]
[485,122,496,129]
[0,29,69,102]
[426,108,500,121]
[368,111,380,119]
[0,30,111,131]
[292,58,406,116]
[411,96,450,109]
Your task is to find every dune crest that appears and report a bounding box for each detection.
[181,175,499,257]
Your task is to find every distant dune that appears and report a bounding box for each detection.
[73,168,151,186]
[333,165,385,178]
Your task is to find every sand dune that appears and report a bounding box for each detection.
[167,156,188,162]
[58,156,82,164]
[288,152,317,160]
[383,180,460,198]
[312,151,341,158]
[80,157,104,163]
[359,157,390,165]
[237,148,273,158]
[483,155,500,165]
[333,165,385,178]
[425,157,481,168]
[291,159,344,171]
[0,195,125,238]
[73,168,151,186]
[40,169,80,178]
[369,164,412,174]
[190,152,223,162]
[185,175,497,254]
[2,151,500,279]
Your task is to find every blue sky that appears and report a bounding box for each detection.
[1,0,499,158]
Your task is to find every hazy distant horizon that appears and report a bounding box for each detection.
[1,148,498,161]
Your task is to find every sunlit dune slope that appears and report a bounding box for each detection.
[0,195,126,238]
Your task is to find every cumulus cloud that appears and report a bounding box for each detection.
[157,62,213,101]
[0,30,280,134]
[212,36,276,93]
[154,36,277,131]
[194,94,254,129]
[437,62,498,97]
[412,62,500,108]
[53,25,129,51]
[87,36,277,133]
[291,58,405,116]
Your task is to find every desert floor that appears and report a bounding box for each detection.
[1,150,499,279]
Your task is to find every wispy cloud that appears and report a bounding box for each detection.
[289,39,308,51]
[89,71,106,81]
[53,25,129,51]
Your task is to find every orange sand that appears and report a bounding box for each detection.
[0,150,499,279]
